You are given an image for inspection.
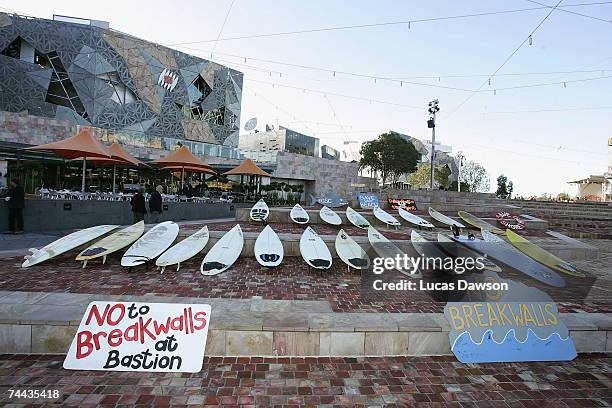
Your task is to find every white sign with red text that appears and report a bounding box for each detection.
[64,301,211,372]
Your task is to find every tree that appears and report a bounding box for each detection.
[496,175,515,199]
[462,160,490,192]
[408,163,450,189]
[557,192,570,201]
[359,132,420,186]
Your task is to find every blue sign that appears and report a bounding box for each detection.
[358,193,379,209]
[444,271,576,363]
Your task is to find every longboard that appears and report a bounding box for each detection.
[121,221,179,267]
[506,229,585,277]
[335,229,370,270]
[319,206,342,226]
[254,225,284,267]
[156,226,209,273]
[411,230,455,274]
[428,207,465,228]
[437,233,502,273]
[368,226,421,278]
[450,235,566,287]
[346,207,370,229]
[250,199,269,221]
[290,204,309,224]
[373,206,401,228]
[398,207,434,229]
[76,221,145,267]
[458,210,504,234]
[300,227,332,269]
[201,225,244,276]
[22,225,117,267]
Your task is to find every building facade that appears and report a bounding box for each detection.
[0,13,243,146]
[238,126,319,162]
[321,145,340,160]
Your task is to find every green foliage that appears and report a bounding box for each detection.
[359,131,420,186]
[408,163,451,189]
[462,160,490,193]
[449,180,471,192]
[496,174,514,199]
[557,192,571,201]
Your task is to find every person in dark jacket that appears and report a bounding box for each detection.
[149,185,163,223]
[5,179,25,234]
[130,188,147,223]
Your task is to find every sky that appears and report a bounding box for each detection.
[2,0,611,196]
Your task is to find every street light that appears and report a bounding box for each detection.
[456,151,465,192]
[427,99,440,189]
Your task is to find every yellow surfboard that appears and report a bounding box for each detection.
[506,229,585,277]
[76,221,145,267]
[457,211,504,234]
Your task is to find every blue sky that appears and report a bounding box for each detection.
[3,0,611,196]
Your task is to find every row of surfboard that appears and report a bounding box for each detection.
[251,199,507,234]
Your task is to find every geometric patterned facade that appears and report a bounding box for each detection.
[0,13,243,147]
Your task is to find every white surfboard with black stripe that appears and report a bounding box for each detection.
[300,227,332,269]
[254,225,283,267]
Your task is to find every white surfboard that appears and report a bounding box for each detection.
[373,206,401,228]
[335,229,370,270]
[201,224,244,276]
[346,207,370,229]
[250,199,269,221]
[398,207,434,229]
[481,228,505,243]
[121,221,180,267]
[428,207,465,228]
[156,226,209,273]
[76,221,145,267]
[254,225,284,267]
[300,227,332,269]
[22,225,118,267]
[368,226,421,278]
[290,204,309,224]
[319,206,342,226]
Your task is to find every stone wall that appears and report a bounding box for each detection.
[273,151,377,198]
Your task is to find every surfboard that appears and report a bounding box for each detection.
[458,210,504,234]
[373,206,401,228]
[300,227,332,269]
[121,221,179,267]
[319,206,342,226]
[76,221,145,267]
[398,207,435,228]
[481,229,505,244]
[368,226,421,278]
[290,204,309,224]
[156,226,209,273]
[317,193,348,208]
[201,224,244,276]
[450,235,566,287]
[254,225,284,267]
[496,211,526,230]
[346,207,370,229]
[335,229,370,270]
[22,225,118,267]
[250,199,269,221]
[506,229,585,277]
[410,230,457,275]
[428,207,465,228]
[437,233,502,273]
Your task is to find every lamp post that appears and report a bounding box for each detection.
[456,151,464,192]
[427,100,440,189]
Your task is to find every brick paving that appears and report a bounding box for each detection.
[0,354,610,407]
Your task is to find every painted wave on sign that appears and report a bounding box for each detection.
[452,328,577,363]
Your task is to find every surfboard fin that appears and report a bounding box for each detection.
[82,260,88,268]
[102,255,107,265]
[160,266,165,274]
[176,262,181,272]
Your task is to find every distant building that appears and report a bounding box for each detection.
[569,138,612,201]
[321,145,340,160]
[238,126,319,162]
[341,140,361,162]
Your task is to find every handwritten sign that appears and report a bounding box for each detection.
[444,271,576,363]
[358,193,379,209]
[64,301,211,372]
[317,193,348,208]
[387,198,417,210]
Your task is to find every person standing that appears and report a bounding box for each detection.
[5,179,25,234]
[149,185,163,223]
[130,188,147,223]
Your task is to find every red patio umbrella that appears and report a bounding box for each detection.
[25,128,111,193]
[152,146,215,188]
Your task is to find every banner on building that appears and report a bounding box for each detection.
[64,301,211,372]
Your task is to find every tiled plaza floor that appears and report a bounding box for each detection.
[0,354,610,407]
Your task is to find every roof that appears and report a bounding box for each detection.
[568,175,607,184]
[107,143,147,167]
[152,146,213,171]
[159,164,216,174]
[24,128,111,159]
[224,158,272,177]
